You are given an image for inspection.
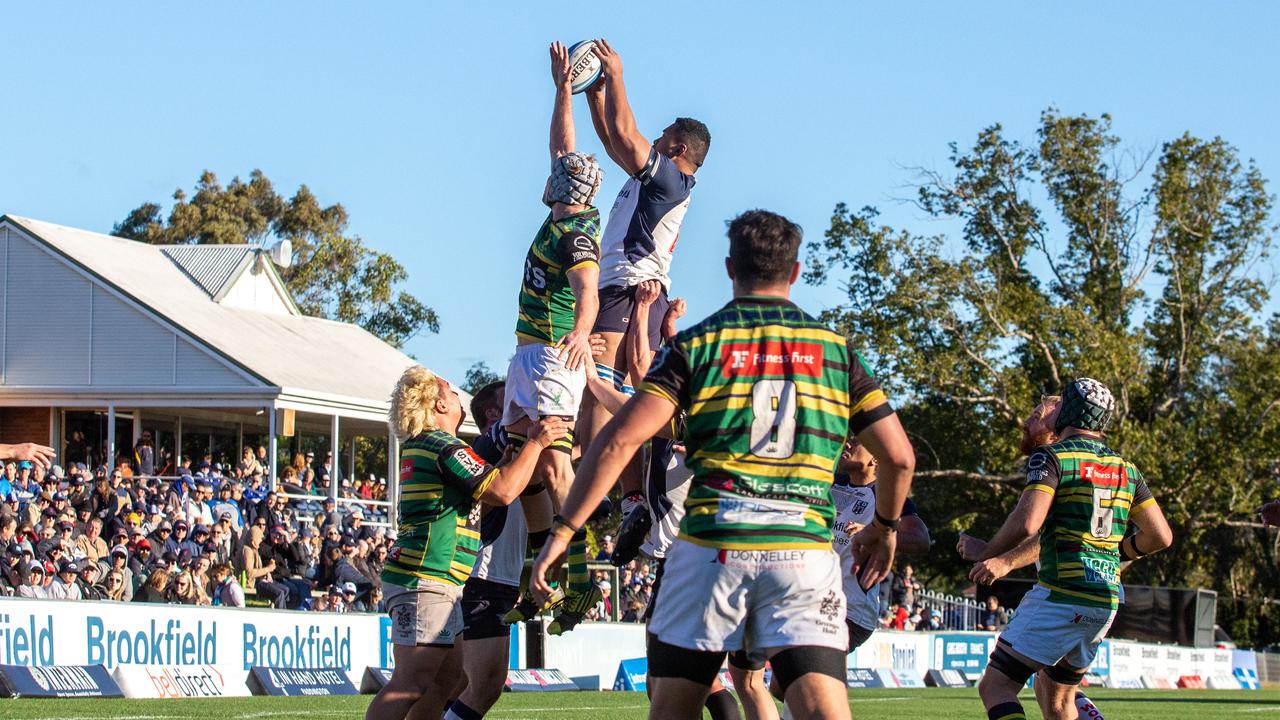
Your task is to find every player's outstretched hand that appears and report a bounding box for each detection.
[593,38,622,79]
[956,532,987,562]
[531,532,570,605]
[531,417,570,449]
[1261,500,1280,527]
[1,442,55,472]
[549,41,571,89]
[662,297,686,340]
[851,522,897,590]
[969,556,1012,585]
[557,328,593,371]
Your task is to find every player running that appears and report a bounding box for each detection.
[530,210,916,720]
[578,38,712,555]
[975,378,1174,720]
[365,367,566,720]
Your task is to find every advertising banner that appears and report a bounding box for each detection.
[931,633,995,678]
[0,664,122,698]
[246,666,358,696]
[112,664,250,698]
[849,630,933,676]
[0,596,390,683]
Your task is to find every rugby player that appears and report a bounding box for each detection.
[365,367,567,720]
[957,395,1109,720]
[975,379,1174,720]
[530,210,916,720]
[443,381,555,720]
[497,40,604,627]
[578,38,711,549]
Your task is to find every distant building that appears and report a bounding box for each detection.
[0,214,474,514]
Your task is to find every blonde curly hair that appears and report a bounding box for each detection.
[390,365,444,439]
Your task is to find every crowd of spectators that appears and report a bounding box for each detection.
[0,446,393,614]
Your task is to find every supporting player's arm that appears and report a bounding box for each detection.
[529,391,676,600]
[968,533,1041,586]
[558,264,599,371]
[978,490,1054,565]
[626,280,662,380]
[851,411,916,589]
[475,418,570,505]
[591,38,651,175]
[549,41,574,158]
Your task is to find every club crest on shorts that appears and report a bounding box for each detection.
[819,589,841,621]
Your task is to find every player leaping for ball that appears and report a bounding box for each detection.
[579,38,711,561]
[496,41,605,628]
[974,379,1174,720]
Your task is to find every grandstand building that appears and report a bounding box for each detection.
[0,214,473,514]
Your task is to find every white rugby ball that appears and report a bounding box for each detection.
[566,40,602,94]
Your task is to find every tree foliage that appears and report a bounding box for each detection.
[807,109,1280,644]
[114,170,438,347]
[461,361,503,396]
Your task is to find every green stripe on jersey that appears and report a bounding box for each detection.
[1037,436,1140,609]
[382,429,485,588]
[514,208,600,344]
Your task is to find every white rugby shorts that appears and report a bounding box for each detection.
[998,584,1116,669]
[384,581,465,647]
[501,342,587,424]
[647,539,847,656]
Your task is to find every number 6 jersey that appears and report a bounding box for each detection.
[638,296,893,551]
[1024,436,1154,609]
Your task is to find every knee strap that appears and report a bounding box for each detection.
[988,643,1037,686]
[1044,662,1086,686]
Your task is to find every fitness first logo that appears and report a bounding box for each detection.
[720,340,824,378]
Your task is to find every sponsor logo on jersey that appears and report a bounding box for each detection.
[1080,461,1127,487]
[399,459,414,481]
[452,448,487,477]
[719,340,825,378]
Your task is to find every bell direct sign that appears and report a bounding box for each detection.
[0,597,385,681]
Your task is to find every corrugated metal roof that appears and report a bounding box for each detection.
[160,244,255,300]
[3,215,474,431]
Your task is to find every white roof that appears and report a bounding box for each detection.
[5,215,473,430]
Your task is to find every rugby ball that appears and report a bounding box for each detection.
[566,40,603,94]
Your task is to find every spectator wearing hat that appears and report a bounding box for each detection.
[328,536,368,592]
[261,525,311,609]
[74,517,108,565]
[210,483,243,530]
[76,560,105,600]
[148,520,173,552]
[319,496,341,530]
[100,544,135,601]
[339,581,363,612]
[210,563,244,607]
[167,520,200,558]
[48,559,82,600]
[17,561,48,599]
[240,525,289,609]
[1,540,23,595]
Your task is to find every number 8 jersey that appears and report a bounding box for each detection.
[638,296,893,550]
[1025,436,1155,609]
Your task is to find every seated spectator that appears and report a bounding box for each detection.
[240,525,289,609]
[48,559,82,600]
[210,563,245,607]
[166,570,209,605]
[17,561,48,598]
[76,561,104,600]
[340,581,363,612]
[101,568,127,601]
[135,567,170,602]
[366,585,386,614]
[978,596,1008,631]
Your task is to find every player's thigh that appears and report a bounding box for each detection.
[781,669,850,720]
[648,676,715,720]
[750,549,847,655]
[387,643,450,691]
[647,540,751,653]
[1033,671,1080,720]
[460,635,510,706]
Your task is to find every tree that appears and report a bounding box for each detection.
[114,170,438,347]
[462,361,503,395]
[806,109,1280,644]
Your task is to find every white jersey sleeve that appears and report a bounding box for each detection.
[598,149,696,291]
[831,483,883,631]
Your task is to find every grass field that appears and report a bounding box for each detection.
[0,688,1276,720]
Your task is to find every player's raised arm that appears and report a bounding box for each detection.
[549,41,575,159]
[592,38,651,174]
[583,74,627,168]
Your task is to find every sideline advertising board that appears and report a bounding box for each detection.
[0,596,389,686]
[112,664,250,698]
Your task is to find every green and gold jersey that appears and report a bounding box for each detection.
[639,296,894,550]
[382,429,497,588]
[515,208,600,344]
[1025,436,1155,609]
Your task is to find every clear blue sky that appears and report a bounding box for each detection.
[3,3,1277,384]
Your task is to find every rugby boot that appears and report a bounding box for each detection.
[609,492,651,567]
[502,585,565,624]
[547,584,604,635]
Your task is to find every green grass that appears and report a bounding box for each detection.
[0,688,1275,719]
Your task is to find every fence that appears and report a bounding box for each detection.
[916,587,986,631]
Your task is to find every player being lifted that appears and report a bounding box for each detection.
[531,210,915,720]
[498,41,604,627]
[579,38,711,559]
[975,379,1174,720]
